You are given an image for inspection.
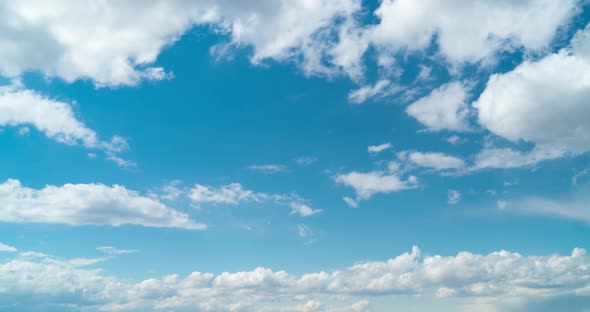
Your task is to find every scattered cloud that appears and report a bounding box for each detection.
[0,83,132,167]
[406,82,470,132]
[248,164,288,174]
[295,156,318,166]
[343,196,359,208]
[297,224,313,238]
[96,246,139,256]
[0,178,204,230]
[0,243,17,253]
[399,151,465,171]
[188,182,321,217]
[335,171,418,202]
[448,190,462,204]
[290,203,323,217]
[348,80,402,104]
[368,143,392,154]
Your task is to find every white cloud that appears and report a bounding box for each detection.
[504,191,590,224]
[367,142,392,154]
[96,246,139,256]
[335,171,418,201]
[296,156,318,166]
[471,146,566,171]
[290,203,323,217]
[1,245,589,311]
[474,51,590,155]
[401,151,465,171]
[0,83,131,166]
[343,196,359,208]
[448,190,462,205]
[348,80,402,104]
[368,0,579,65]
[0,0,361,86]
[0,243,17,253]
[406,82,470,132]
[446,135,463,145]
[189,183,266,207]
[188,182,320,217]
[248,164,288,174]
[297,224,313,238]
[0,178,204,230]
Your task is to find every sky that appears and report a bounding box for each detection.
[0,0,590,311]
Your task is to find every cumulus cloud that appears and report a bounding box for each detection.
[367,0,579,65]
[0,0,577,88]
[0,0,361,86]
[406,82,470,132]
[475,51,590,155]
[1,245,588,311]
[0,178,204,229]
[335,171,418,201]
[0,83,132,166]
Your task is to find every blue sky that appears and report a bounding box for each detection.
[1,0,590,311]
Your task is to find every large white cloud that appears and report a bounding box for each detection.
[0,0,360,86]
[475,51,590,154]
[0,178,204,229]
[0,0,580,87]
[1,245,588,311]
[368,0,580,64]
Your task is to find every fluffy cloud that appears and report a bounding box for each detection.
[0,83,131,166]
[334,171,418,201]
[475,51,590,155]
[0,178,204,229]
[406,82,470,132]
[400,151,465,171]
[1,245,588,311]
[0,0,360,86]
[0,0,577,87]
[367,0,579,65]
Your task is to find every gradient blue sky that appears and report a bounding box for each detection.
[0,1,589,311]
